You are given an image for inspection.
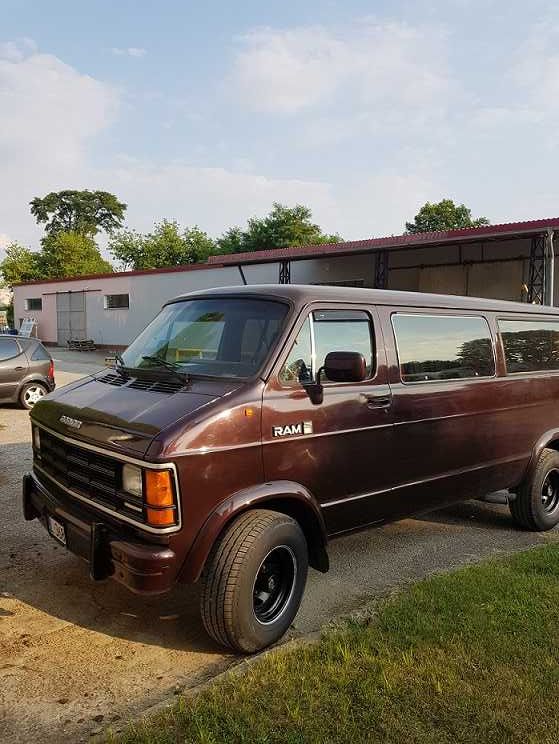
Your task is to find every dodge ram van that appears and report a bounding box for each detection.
[23,285,559,651]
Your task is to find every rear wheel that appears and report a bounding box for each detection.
[200,509,308,653]
[19,382,47,410]
[510,448,559,531]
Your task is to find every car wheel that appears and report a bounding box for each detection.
[510,448,559,531]
[19,382,48,410]
[200,509,308,653]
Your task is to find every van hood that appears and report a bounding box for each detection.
[31,371,241,458]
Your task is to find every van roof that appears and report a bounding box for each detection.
[166,284,559,316]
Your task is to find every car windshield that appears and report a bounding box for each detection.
[121,298,289,379]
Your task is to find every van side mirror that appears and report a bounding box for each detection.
[304,351,367,405]
[324,351,367,383]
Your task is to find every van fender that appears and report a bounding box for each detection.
[517,427,559,491]
[178,480,329,584]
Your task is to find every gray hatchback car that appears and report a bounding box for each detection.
[0,336,55,409]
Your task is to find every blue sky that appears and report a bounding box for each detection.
[1,0,559,255]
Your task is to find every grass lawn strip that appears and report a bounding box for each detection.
[109,544,559,744]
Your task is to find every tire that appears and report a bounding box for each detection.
[510,448,559,531]
[200,509,308,653]
[19,381,48,410]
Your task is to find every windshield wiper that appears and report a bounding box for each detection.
[141,355,190,384]
[113,350,130,378]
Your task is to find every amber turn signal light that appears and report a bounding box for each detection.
[146,507,176,526]
[144,470,175,507]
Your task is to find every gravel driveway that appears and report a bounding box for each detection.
[1,351,556,743]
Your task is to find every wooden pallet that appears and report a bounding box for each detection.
[67,338,97,351]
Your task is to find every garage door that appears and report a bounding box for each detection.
[56,291,86,346]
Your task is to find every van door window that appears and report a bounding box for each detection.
[313,310,374,381]
[279,310,374,384]
[392,314,495,383]
[279,317,313,384]
[499,319,559,373]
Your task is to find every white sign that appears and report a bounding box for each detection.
[19,318,37,338]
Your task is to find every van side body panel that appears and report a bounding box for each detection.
[262,303,396,534]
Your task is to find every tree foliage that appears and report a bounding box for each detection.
[30,190,127,237]
[108,219,215,270]
[38,232,113,279]
[0,243,43,286]
[405,199,489,234]
[216,203,342,254]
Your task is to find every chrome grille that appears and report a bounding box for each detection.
[34,428,144,521]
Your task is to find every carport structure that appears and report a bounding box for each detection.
[208,218,559,306]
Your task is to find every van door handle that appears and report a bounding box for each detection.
[14,366,25,371]
[361,392,392,409]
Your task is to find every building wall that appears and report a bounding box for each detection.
[14,266,243,346]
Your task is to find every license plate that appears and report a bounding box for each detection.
[47,515,67,546]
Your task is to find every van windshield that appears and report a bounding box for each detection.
[121,298,289,379]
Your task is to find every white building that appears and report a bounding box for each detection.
[13,217,559,348]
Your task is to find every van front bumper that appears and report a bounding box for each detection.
[22,471,177,595]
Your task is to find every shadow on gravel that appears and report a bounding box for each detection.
[0,442,221,657]
[418,498,516,531]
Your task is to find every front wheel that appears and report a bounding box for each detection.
[510,448,559,531]
[200,509,308,653]
[19,382,48,410]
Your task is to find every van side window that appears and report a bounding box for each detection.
[313,310,373,381]
[279,318,313,384]
[393,314,495,383]
[499,319,559,373]
[279,310,374,384]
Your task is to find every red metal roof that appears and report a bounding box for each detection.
[207,217,559,266]
[13,216,559,287]
[13,260,226,287]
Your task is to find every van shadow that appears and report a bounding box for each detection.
[0,442,225,657]
[414,495,517,531]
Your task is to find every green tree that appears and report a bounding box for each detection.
[405,199,489,234]
[216,203,342,254]
[0,243,43,286]
[109,219,215,270]
[38,232,113,279]
[30,189,127,237]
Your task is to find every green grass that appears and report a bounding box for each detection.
[110,544,559,744]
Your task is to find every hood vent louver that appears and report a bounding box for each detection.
[100,373,127,387]
[98,371,184,395]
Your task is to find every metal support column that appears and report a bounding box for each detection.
[373,250,388,289]
[279,260,291,284]
[546,229,555,306]
[527,234,546,305]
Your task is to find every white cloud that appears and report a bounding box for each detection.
[232,20,450,115]
[511,21,559,110]
[112,47,146,58]
[0,41,118,252]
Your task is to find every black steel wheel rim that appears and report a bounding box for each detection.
[541,469,559,514]
[253,545,297,625]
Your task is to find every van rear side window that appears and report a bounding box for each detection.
[392,314,495,383]
[499,319,559,373]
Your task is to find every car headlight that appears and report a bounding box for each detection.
[33,427,41,451]
[122,463,143,498]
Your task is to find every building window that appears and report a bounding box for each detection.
[392,313,495,383]
[25,298,42,311]
[499,319,559,373]
[104,294,129,310]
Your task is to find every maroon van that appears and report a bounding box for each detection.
[22,285,559,651]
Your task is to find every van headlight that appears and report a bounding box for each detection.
[122,464,143,498]
[33,427,41,451]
